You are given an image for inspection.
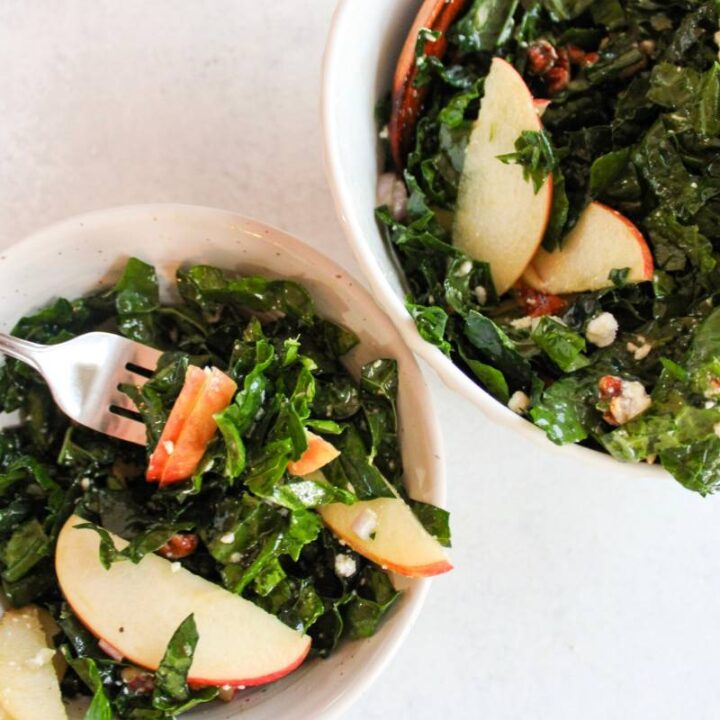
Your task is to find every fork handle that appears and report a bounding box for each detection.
[0,333,47,373]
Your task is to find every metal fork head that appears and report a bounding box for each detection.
[34,332,162,445]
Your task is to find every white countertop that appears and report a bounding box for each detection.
[2,2,720,719]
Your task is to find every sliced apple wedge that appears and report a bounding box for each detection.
[147,366,237,485]
[56,515,310,687]
[318,498,452,577]
[287,432,340,477]
[523,201,654,294]
[0,607,67,720]
[454,57,553,296]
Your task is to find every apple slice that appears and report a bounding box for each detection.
[534,98,551,117]
[56,515,310,687]
[454,57,554,296]
[147,365,207,481]
[318,498,452,577]
[523,201,654,294]
[389,0,470,168]
[287,432,340,476]
[147,366,237,485]
[0,607,67,720]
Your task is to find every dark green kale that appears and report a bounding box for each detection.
[0,258,446,717]
[377,0,720,492]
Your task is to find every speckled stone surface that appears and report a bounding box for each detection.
[2,2,720,719]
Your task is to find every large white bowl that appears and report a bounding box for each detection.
[322,0,660,479]
[0,204,446,719]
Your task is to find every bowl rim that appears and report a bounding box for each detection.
[321,0,663,481]
[0,202,446,720]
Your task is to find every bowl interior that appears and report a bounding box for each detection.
[0,204,445,720]
[322,0,662,479]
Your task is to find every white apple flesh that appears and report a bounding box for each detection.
[55,515,311,687]
[319,498,452,577]
[454,57,553,295]
[523,201,654,294]
[0,607,66,720]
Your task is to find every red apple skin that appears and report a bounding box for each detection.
[533,98,551,116]
[147,365,207,481]
[158,368,237,485]
[287,432,340,476]
[523,201,654,294]
[607,203,654,280]
[389,0,470,169]
[187,648,311,688]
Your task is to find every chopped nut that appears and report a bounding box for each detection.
[527,40,558,75]
[508,391,530,414]
[121,666,154,694]
[158,533,199,560]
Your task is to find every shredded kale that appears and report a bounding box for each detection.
[0,259,448,717]
[377,0,720,492]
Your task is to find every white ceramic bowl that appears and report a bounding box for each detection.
[0,204,446,719]
[322,0,660,479]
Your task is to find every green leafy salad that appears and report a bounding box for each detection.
[377,0,720,493]
[0,258,450,718]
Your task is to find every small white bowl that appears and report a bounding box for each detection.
[322,0,661,479]
[0,204,446,719]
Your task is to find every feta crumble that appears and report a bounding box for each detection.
[219,532,235,544]
[585,312,618,348]
[334,553,357,578]
[508,390,530,414]
[351,508,378,541]
[170,562,181,574]
[474,286,487,305]
[714,422,720,440]
[510,315,534,330]
[626,335,653,360]
[163,440,175,455]
[608,380,652,424]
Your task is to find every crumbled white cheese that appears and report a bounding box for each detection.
[474,286,487,305]
[508,391,530,414]
[456,260,473,277]
[351,508,378,541]
[219,532,235,545]
[379,125,389,140]
[80,477,91,491]
[608,380,652,424]
[25,648,55,668]
[163,440,175,455]
[627,336,653,360]
[510,316,534,330]
[334,553,357,578]
[714,422,720,439]
[585,312,618,348]
[170,562,181,574]
[230,552,242,564]
[706,400,717,409]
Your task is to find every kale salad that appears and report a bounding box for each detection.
[376,0,720,494]
[0,258,451,719]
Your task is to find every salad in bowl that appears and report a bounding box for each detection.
[371,0,720,493]
[0,206,451,720]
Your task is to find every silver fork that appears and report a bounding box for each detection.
[0,331,162,445]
